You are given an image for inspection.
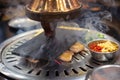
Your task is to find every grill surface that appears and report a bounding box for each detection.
[0,27,120,80]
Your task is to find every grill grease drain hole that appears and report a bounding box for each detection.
[55,71,59,77]
[64,70,69,76]
[72,69,78,74]
[86,64,94,69]
[36,70,41,75]
[28,69,34,74]
[79,67,87,72]
[45,71,49,77]
[13,65,22,70]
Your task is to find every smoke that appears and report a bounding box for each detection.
[73,0,119,33]
[5,5,25,19]
[77,11,112,33]
[4,0,30,20]
[101,0,116,7]
[81,0,116,6]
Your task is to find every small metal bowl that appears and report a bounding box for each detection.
[87,39,119,62]
[85,65,120,80]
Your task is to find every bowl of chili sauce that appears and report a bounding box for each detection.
[87,39,119,62]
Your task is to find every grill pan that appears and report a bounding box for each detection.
[0,27,120,80]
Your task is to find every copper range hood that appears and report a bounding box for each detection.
[26,0,82,21]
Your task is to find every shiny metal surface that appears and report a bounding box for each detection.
[85,65,120,80]
[0,27,120,80]
[8,17,41,33]
[8,17,40,29]
[27,0,81,13]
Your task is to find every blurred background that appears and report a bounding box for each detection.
[0,0,120,44]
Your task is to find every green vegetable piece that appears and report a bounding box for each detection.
[98,34,104,38]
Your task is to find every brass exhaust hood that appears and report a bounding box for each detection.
[26,0,82,21]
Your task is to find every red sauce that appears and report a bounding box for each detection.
[89,43,102,52]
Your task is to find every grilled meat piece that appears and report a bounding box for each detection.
[90,7,101,12]
[26,58,39,63]
[70,42,84,53]
[59,50,74,62]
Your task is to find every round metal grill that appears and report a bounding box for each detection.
[0,28,119,80]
